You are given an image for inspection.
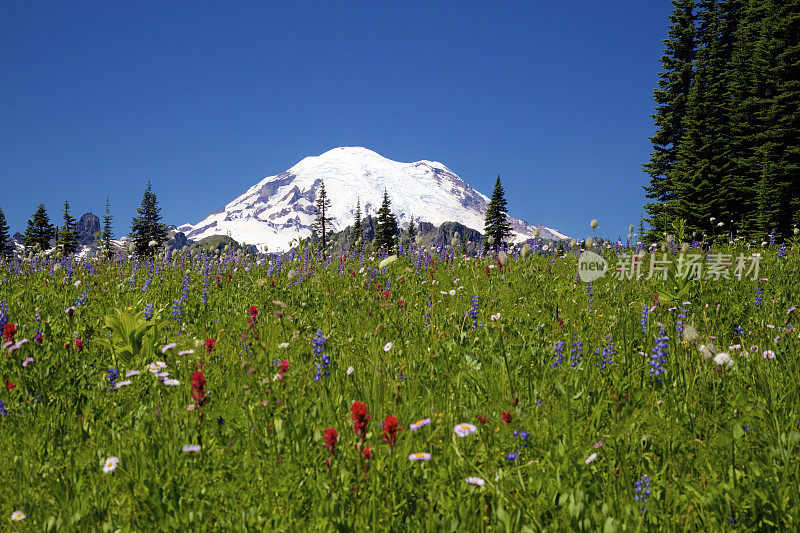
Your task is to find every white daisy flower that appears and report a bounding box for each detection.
[182,444,201,453]
[10,511,25,521]
[383,342,393,352]
[115,380,132,388]
[408,452,432,461]
[163,378,180,386]
[103,456,120,473]
[585,452,597,464]
[465,477,485,486]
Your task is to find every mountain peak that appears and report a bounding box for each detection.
[179,148,568,250]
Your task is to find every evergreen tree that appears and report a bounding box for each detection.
[643,0,696,240]
[312,181,333,256]
[0,206,12,259]
[57,199,79,256]
[23,204,55,252]
[130,181,167,256]
[102,196,115,260]
[352,199,362,245]
[374,189,399,252]
[759,0,800,234]
[483,174,512,248]
[407,215,416,242]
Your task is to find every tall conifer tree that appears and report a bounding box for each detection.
[483,174,512,248]
[102,196,115,259]
[0,206,12,259]
[352,198,363,245]
[131,181,167,256]
[23,204,55,252]
[643,0,696,240]
[57,199,79,255]
[375,190,398,252]
[312,181,333,256]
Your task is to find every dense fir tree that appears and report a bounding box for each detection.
[0,206,12,259]
[102,196,115,260]
[57,199,79,256]
[23,204,55,252]
[644,0,800,241]
[643,0,696,240]
[312,181,333,256]
[374,189,398,252]
[351,199,362,245]
[130,182,167,257]
[483,174,512,248]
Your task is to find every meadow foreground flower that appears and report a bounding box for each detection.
[182,444,201,453]
[466,477,485,486]
[453,423,477,437]
[384,342,393,352]
[161,342,177,353]
[409,452,432,461]
[10,510,25,521]
[410,418,431,431]
[126,370,141,377]
[103,456,119,473]
[585,452,597,464]
[713,352,734,367]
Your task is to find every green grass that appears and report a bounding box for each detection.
[1,242,799,530]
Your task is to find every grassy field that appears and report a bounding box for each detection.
[1,238,798,531]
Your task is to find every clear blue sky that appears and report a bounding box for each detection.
[0,1,670,240]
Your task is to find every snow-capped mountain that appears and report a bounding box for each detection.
[179,147,568,251]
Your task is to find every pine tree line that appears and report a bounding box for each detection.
[644,0,800,241]
[1,182,165,259]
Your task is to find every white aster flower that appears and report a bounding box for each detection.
[182,444,201,453]
[453,423,477,437]
[161,343,177,354]
[10,511,25,521]
[465,476,485,486]
[585,452,597,464]
[102,456,120,473]
[383,342,393,352]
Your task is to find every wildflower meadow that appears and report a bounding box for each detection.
[1,236,799,530]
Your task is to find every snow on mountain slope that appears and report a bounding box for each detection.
[179,147,568,251]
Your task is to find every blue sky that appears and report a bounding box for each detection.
[0,1,670,240]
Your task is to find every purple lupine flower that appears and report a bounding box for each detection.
[634,475,651,512]
[650,328,668,381]
[552,341,565,367]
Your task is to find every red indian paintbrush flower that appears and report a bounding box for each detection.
[191,370,207,406]
[204,338,215,354]
[3,323,16,343]
[381,415,401,453]
[351,401,370,438]
[323,427,338,459]
[75,339,84,352]
[501,411,512,423]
